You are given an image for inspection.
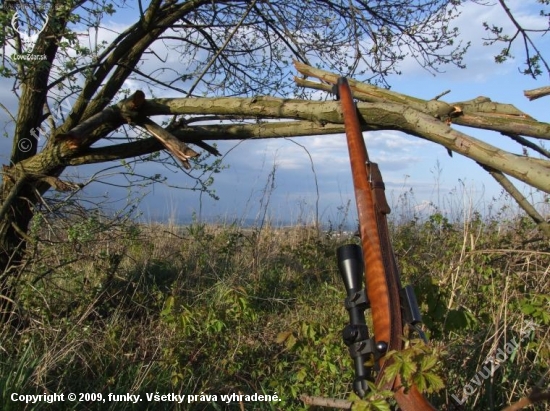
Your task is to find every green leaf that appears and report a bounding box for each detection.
[383,361,401,381]
[420,355,438,371]
[285,333,297,350]
[351,400,369,411]
[415,374,427,392]
[400,357,417,380]
[296,367,307,382]
[275,331,292,344]
[520,303,536,315]
[370,399,392,411]
[423,372,445,392]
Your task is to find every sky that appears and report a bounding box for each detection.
[1,0,549,228]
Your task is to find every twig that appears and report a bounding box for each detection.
[502,388,550,411]
[284,138,320,229]
[503,132,550,159]
[0,174,28,223]
[479,163,550,237]
[185,0,258,98]
[0,101,16,123]
[238,390,245,411]
[433,90,451,100]
[300,394,352,409]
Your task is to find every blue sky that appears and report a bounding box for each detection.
[133,1,549,226]
[1,1,549,227]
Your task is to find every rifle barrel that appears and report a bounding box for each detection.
[337,77,437,411]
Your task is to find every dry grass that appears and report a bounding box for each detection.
[1,205,549,410]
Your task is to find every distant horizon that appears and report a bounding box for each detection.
[127,178,539,231]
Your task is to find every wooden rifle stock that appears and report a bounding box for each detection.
[337,77,436,411]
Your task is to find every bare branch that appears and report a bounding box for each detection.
[67,121,346,166]
[502,389,550,411]
[503,133,550,159]
[524,86,550,101]
[0,174,29,224]
[295,62,546,139]
[137,118,199,169]
[300,394,352,409]
[481,164,550,237]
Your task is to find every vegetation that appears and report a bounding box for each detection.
[1,195,548,410]
[0,0,472,296]
[1,1,549,409]
[1,0,549,321]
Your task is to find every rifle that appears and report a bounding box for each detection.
[335,77,436,411]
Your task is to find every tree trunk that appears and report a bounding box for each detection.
[0,181,35,323]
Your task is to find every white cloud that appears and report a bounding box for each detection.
[399,1,549,81]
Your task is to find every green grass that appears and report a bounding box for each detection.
[1,207,549,410]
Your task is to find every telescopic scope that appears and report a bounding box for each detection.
[337,244,372,397]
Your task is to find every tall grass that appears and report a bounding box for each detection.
[1,194,548,410]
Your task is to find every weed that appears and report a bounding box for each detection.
[1,202,548,410]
